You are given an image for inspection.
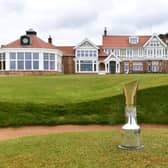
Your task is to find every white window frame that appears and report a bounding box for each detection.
[129,36,139,44]
[124,62,129,73]
[133,62,143,72]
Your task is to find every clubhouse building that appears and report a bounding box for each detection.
[1,28,168,74]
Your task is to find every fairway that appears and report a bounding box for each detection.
[0,129,167,168]
[0,74,167,126]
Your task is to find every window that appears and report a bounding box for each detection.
[80,60,92,72]
[44,53,49,70]
[50,54,55,70]
[76,49,97,57]
[139,49,143,57]
[25,52,32,70]
[85,50,89,57]
[133,49,138,57]
[33,53,39,70]
[10,53,16,70]
[152,61,159,72]
[133,62,143,71]
[129,36,139,44]
[17,52,24,70]
[124,62,129,73]
[127,49,133,58]
[93,50,97,57]
[9,52,39,70]
[148,49,153,56]
[81,50,84,57]
[77,50,80,57]
[43,53,55,70]
[120,49,126,56]
[157,49,162,56]
[115,49,120,56]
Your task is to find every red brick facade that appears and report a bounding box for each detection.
[120,60,168,73]
[63,56,75,74]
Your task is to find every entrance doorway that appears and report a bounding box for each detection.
[110,61,116,74]
[99,62,105,71]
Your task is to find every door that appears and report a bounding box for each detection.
[110,61,116,74]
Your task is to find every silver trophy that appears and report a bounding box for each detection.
[118,80,144,150]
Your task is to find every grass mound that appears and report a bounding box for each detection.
[0,74,167,127]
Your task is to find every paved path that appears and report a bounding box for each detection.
[0,124,167,141]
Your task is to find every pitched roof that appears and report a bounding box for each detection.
[56,46,75,56]
[3,35,56,49]
[74,38,99,49]
[103,35,151,48]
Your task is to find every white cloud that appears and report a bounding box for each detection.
[0,0,168,46]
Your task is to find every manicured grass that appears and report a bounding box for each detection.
[0,74,168,126]
[0,129,167,168]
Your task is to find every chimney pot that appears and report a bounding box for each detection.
[48,35,52,44]
[104,27,107,36]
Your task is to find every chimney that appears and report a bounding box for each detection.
[26,28,37,35]
[104,27,107,36]
[48,35,52,44]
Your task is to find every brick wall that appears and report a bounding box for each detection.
[120,60,168,73]
[63,56,75,74]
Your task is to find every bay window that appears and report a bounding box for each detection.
[9,52,39,70]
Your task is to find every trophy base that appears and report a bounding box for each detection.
[119,128,144,150]
[118,145,144,150]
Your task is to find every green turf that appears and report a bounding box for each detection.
[0,129,167,168]
[0,74,167,126]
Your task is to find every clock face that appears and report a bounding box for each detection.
[22,37,29,44]
[21,36,30,45]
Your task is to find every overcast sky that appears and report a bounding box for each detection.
[0,0,168,46]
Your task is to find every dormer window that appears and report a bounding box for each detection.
[129,36,139,44]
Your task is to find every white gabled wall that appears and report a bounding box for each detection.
[74,38,99,73]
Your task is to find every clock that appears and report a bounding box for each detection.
[22,37,29,44]
[20,36,30,45]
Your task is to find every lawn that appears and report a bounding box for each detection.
[0,129,167,168]
[0,74,167,126]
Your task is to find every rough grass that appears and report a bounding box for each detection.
[0,74,167,127]
[0,129,167,168]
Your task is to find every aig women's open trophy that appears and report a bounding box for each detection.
[118,80,144,150]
